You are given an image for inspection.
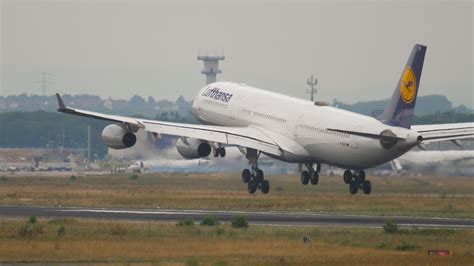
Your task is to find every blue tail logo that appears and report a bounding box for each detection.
[379,44,426,129]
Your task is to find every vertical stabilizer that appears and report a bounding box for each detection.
[380,44,426,128]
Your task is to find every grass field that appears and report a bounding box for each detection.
[0,172,473,218]
[0,217,472,265]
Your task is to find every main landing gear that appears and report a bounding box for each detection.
[241,149,270,194]
[213,147,226,158]
[343,170,371,195]
[300,163,320,186]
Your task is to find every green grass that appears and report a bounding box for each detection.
[0,173,473,218]
[0,218,472,265]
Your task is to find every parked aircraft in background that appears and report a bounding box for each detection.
[56,44,474,195]
[0,158,19,173]
[127,158,213,173]
[7,166,18,172]
[391,150,474,176]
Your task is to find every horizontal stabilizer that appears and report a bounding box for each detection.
[412,123,474,143]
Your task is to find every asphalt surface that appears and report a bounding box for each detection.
[0,205,473,228]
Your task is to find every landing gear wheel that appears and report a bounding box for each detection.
[349,180,359,194]
[310,172,319,185]
[300,171,310,185]
[255,169,264,183]
[260,180,270,194]
[362,180,371,195]
[358,170,366,182]
[244,149,269,195]
[213,149,219,158]
[248,181,257,194]
[219,148,226,157]
[343,170,352,184]
[242,169,250,183]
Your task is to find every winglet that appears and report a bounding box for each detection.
[56,93,66,111]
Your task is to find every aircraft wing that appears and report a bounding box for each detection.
[142,121,284,156]
[412,123,474,143]
[56,94,308,157]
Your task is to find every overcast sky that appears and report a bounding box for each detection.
[1,0,473,108]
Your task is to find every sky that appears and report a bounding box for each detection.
[1,0,473,108]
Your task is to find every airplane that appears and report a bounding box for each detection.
[55,44,474,195]
[390,150,474,176]
[0,158,19,173]
[127,158,215,173]
[7,166,18,172]
[127,161,145,173]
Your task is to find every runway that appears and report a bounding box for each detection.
[0,205,473,228]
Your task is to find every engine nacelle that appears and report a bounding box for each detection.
[379,129,398,149]
[101,124,137,149]
[176,138,211,159]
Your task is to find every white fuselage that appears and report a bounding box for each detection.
[192,82,420,169]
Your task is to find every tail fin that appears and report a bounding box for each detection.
[379,44,427,129]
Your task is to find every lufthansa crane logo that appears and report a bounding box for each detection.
[400,66,417,104]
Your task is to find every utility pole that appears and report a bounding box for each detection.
[87,124,91,164]
[40,72,48,96]
[306,75,318,102]
[62,128,65,148]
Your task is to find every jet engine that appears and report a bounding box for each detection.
[379,129,398,149]
[101,124,137,149]
[176,138,211,159]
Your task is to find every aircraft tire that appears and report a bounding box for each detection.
[301,171,310,185]
[358,170,366,182]
[349,180,359,194]
[310,172,319,185]
[362,180,371,195]
[343,170,352,184]
[255,169,264,183]
[242,169,251,183]
[261,180,270,194]
[219,148,226,157]
[248,181,257,194]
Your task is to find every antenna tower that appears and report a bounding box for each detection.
[306,74,318,102]
[38,72,51,96]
